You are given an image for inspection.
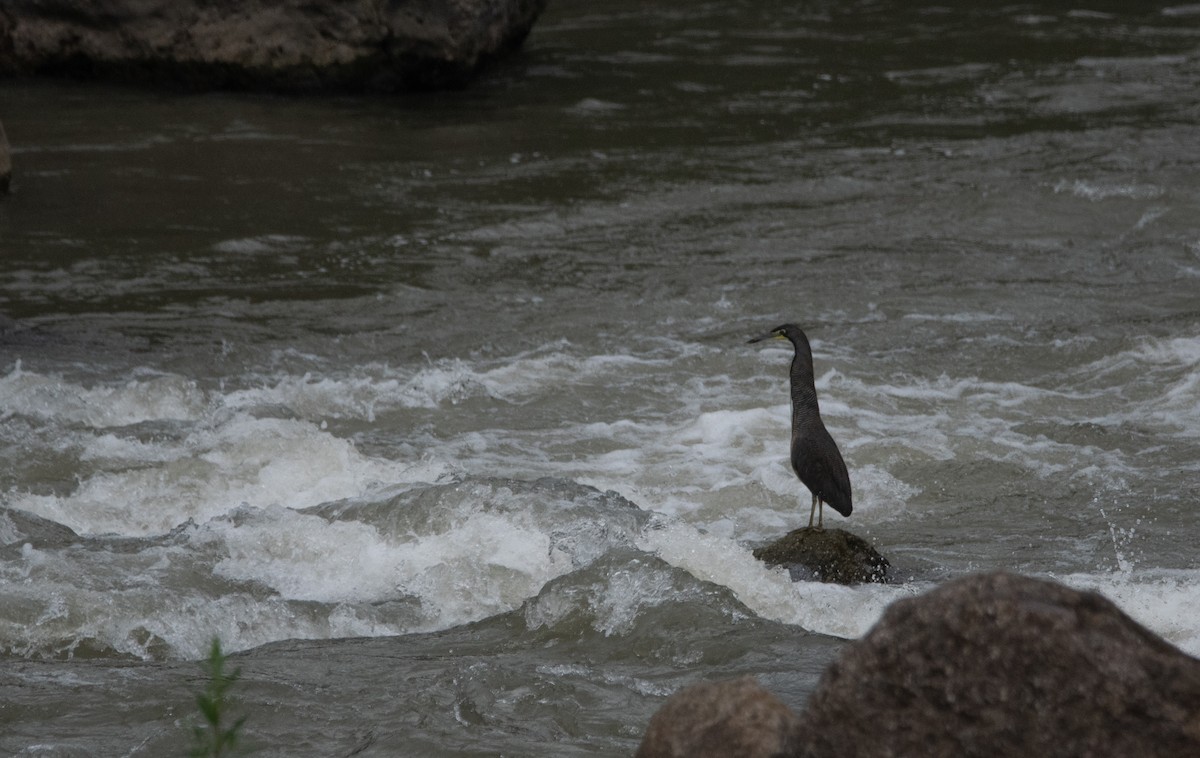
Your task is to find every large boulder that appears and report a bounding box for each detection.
[636,676,800,758]
[752,527,889,585]
[798,571,1200,757]
[636,572,1200,757]
[0,0,547,92]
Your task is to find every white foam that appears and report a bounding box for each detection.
[80,432,184,465]
[207,488,624,632]
[1059,570,1200,658]
[1163,4,1200,16]
[590,564,683,636]
[211,234,309,254]
[399,363,936,532]
[1126,335,1200,366]
[642,521,1200,658]
[903,312,1014,323]
[3,476,632,658]
[216,349,675,421]
[640,521,920,640]
[854,373,1081,406]
[0,569,409,660]
[5,326,1197,660]
[525,554,725,639]
[5,415,410,536]
[853,464,922,514]
[222,362,482,417]
[1053,179,1164,201]
[390,509,576,628]
[1072,336,1200,434]
[205,506,406,604]
[477,350,674,403]
[568,98,627,115]
[0,366,207,427]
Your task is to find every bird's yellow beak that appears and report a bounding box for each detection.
[747,330,785,344]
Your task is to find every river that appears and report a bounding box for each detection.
[2,1,1200,754]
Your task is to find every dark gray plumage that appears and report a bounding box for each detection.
[748,323,852,528]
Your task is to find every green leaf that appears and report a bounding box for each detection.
[187,636,249,756]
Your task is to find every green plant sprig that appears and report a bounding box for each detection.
[189,637,248,757]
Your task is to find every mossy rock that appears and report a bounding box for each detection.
[753,527,889,585]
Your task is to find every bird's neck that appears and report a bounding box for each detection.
[789,347,820,431]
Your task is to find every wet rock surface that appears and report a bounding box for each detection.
[635,676,800,758]
[753,527,889,585]
[638,572,1200,758]
[798,571,1200,757]
[0,0,547,92]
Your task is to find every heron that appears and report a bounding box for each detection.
[748,323,852,528]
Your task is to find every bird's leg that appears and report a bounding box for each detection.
[817,499,824,529]
[808,494,817,528]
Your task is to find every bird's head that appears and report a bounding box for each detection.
[747,323,805,345]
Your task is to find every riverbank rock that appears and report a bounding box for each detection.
[752,527,889,585]
[635,676,800,758]
[0,0,547,92]
[0,119,9,193]
[798,571,1200,757]
[636,572,1200,757]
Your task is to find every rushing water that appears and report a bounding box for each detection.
[3,0,1200,754]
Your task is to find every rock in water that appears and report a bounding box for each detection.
[797,571,1200,758]
[0,0,547,92]
[753,527,889,585]
[635,676,800,758]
